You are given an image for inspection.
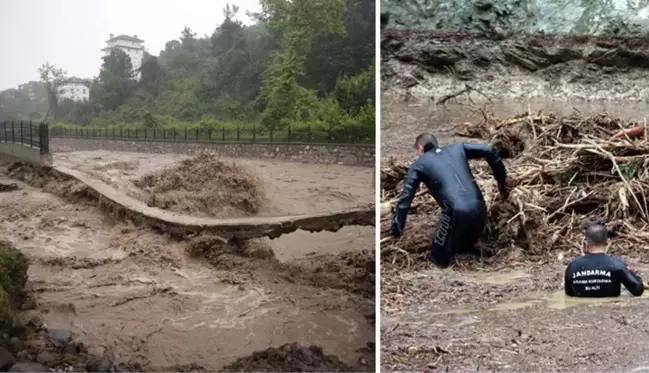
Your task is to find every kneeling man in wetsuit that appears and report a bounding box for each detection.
[390,133,508,268]
[565,224,645,297]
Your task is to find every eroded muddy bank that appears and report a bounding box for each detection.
[382,32,649,101]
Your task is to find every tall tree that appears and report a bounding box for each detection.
[180,27,197,51]
[139,53,162,96]
[101,49,134,79]
[93,50,135,111]
[211,4,244,55]
[37,63,67,122]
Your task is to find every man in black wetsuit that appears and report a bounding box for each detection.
[389,133,508,268]
[565,224,645,297]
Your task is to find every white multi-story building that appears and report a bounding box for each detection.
[57,78,90,102]
[101,34,145,79]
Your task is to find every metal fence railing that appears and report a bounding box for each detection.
[0,121,49,155]
[49,124,374,145]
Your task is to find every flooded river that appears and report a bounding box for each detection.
[0,151,375,371]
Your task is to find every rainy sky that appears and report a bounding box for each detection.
[0,0,261,90]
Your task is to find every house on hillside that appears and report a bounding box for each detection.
[58,78,91,102]
[101,34,146,79]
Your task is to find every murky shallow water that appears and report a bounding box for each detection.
[381,94,649,159]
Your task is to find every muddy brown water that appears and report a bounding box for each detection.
[0,151,375,370]
[381,95,649,372]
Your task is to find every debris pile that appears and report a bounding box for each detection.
[381,110,649,266]
[134,151,266,218]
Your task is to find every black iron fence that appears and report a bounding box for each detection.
[49,123,374,145]
[0,121,49,155]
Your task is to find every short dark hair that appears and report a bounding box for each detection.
[414,133,439,151]
[585,224,608,246]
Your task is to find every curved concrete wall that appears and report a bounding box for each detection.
[39,164,375,239]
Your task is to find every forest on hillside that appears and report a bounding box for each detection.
[7,0,375,142]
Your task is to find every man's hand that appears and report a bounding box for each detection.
[643,281,649,290]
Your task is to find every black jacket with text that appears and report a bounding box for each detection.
[564,253,644,297]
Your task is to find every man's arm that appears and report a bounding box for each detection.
[462,143,507,193]
[564,263,575,296]
[617,263,645,296]
[390,164,422,237]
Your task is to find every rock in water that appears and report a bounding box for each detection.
[86,357,113,372]
[47,330,72,348]
[8,362,50,372]
[0,347,15,371]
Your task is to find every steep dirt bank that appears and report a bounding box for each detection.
[380,0,649,35]
[0,157,375,371]
[382,32,649,102]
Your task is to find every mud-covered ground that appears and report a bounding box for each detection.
[0,151,375,371]
[380,97,649,372]
[381,260,649,372]
[381,32,649,102]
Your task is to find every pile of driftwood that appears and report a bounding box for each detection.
[381,110,649,267]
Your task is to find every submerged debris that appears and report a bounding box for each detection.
[0,183,18,193]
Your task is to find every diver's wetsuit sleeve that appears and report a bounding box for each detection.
[462,143,507,191]
[564,263,575,296]
[390,163,422,237]
[616,261,645,296]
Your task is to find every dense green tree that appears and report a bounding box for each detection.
[91,50,136,111]
[139,53,162,97]
[259,0,347,129]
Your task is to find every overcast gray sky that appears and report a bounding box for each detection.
[0,0,260,90]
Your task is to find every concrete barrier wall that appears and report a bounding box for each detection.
[18,164,373,239]
[51,138,375,167]
[0,143,51,166]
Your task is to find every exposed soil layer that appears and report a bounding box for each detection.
[382,32,649,101]
[0,152,375,371]
[133,151,266,219]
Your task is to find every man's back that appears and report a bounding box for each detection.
[564,253,644,297]
[413,144,485,210]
